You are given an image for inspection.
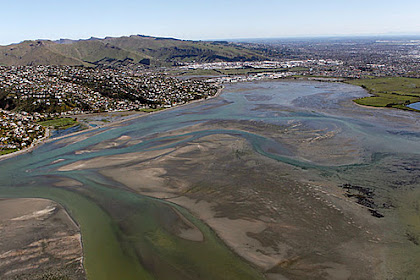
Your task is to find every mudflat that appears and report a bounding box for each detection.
[94,128,387,279]
[0,198,85,280]
[2,80,420,279]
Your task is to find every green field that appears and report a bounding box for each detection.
[0,149,18,155]
[346,77,420,111]
[170,68,223,76]
[171,67,306,77]
[38,117,79,129]
[218,67,287,75]
[139,107,165,113]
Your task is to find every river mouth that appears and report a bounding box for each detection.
[1,80,420,279]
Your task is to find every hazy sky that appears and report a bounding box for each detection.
[2,0,420,45]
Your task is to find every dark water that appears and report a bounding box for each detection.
[1,80,419,279]
[49,124,84,138]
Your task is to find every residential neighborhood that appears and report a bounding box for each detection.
[0,66,220,154]
[0,66,220,114]
[0,109,45,153]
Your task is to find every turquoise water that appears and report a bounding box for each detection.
[1,80,420,279]
[408,101,420,110]
[49,124,84,138]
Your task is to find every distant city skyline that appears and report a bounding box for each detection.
[2,0,420,45]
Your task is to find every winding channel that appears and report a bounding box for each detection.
[1,80,420,279]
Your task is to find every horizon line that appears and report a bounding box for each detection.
[2,32,420,46]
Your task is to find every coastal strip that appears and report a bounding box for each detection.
[0,128,50,162]
[0,86,223,161]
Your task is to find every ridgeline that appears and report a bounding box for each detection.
[0,35,266,68]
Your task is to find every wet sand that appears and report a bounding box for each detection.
[3,80,420,279]
[62,128,389,279]
[0,198,85,280]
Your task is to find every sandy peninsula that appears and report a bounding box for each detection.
[0,198,85,280]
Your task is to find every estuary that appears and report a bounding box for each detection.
[1,80,420,279]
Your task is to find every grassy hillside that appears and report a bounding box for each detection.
[50,40,154,65]
[0,41,88,66]
[0,35,267,67]
[103,35,265,63]
[347,77,420,111]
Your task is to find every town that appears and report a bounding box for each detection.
[236,37,420,78]
[0,66,220,114]
[0,109,45,154]
[0,66,220,154]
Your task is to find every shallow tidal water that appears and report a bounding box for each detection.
[1,80,420,279]
[408,101,420,111]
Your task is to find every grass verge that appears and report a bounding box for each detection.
[38,117,79,129]
[0,149,18,155]
[139,108,165,113]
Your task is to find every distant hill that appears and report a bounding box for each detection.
[0,35,266,67]
[0,40,87,66]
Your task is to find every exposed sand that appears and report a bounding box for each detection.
[170,207,204,242]
[58,148,175,171]
[104,167,169,195]
[53,129,109,146]
[88,130,386,279]
[75,135,132,154]
[168,196,283,269]
[0,198,85,280]
[0,85,223,163]
[44,86,395,279]
[54,178,83,187]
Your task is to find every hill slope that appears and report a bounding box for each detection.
[0,41,87,66]
[0,35,266,67]
[102,35,265,63]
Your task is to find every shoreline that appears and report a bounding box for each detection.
[45,85,224,143]
[5,76,415,162]
[0,128,50,162]
[0,86,224,161]
[352,96,420,113]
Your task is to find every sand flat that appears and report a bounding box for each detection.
[0,198,85,280]
[99,130,387,279]
[58,148,175,171]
